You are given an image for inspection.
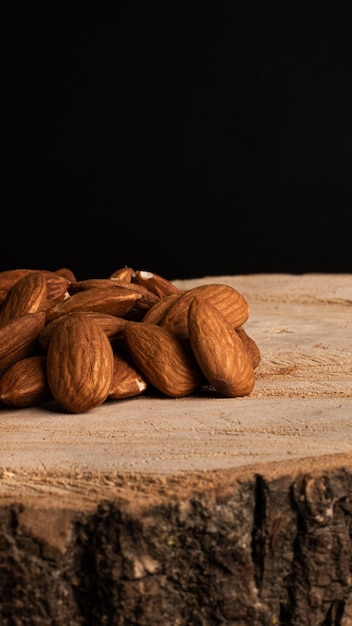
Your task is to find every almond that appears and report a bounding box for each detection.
[42,270,71,307]
[69,279,160,321]
[188,296,255,397]
[142,292,181,325]
[68,278,130,293]
[54,267,77,283]
[0,269,34,303]
[46,313,114,413]
[109,266,135,281]
[45,286,142,323]
[0,355,52,407]
[0,311,46,375]
[39,312,127,351]
[0,269,70,308]
[236,326,261,369]
[125,321,201,397]
[109,351,148,399]
[0,271,47,326]
[120,285,160,321]
[131,270,180,298]
[161,283,249,339]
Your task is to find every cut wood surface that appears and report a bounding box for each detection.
[2,273,352,626]
[2,273,352,489]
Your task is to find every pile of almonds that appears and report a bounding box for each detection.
[0,267,260,413]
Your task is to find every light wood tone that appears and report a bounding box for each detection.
[1,273,352,508]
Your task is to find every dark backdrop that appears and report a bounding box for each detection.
[3,1,352,281]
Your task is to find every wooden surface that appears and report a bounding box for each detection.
[2,273,352,487]
[2,273,352,625]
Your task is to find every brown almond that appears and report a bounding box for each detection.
[236,326,261,369]
[46,313,114,413]
[0,355,52,407]
[0,311,46,375]
[69,278,160,321]
[161,283,249,340]
[68,278,128,293]
[41,270,71,307]
[142,292,181,325]
[54,267,77,283]
[0,269,34,303]
[109,351,148,399]
[125,321,201,397]
[0,269,70,309]
[119,284,160,321]
[45,286,142,323]
[188,296,255,397]
[0,271,47,326]
[69,278,157,299]
[39,311,127,351]
[132,270,180,298]
[109,267,135,281]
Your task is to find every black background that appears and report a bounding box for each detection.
[3,1,352,281]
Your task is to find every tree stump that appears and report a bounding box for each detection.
[1,273,352,625]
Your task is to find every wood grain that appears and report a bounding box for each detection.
[1,274,352,625]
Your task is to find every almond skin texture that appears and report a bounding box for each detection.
[114,283,160,321]
[69,279,160,319]
[0,271,47,326]
[125,321,201,397]
[0,269,70,308]
[69,278,155,297]
[45,286,142,323]
[236,326,261,369]
[142,292,181,325]
[68,278,131,293]
[109,266,135,281]
[188,296,255,397]
[0,311,46,375]
[54,267,77,283]
[46,313,114,413]
[131,270,180,298]
[161,283,249,340]
[0,355,52,407]
[0,269,35,303]
[39,312,127,351]
[41,270,71,308]
[109,351,148,399]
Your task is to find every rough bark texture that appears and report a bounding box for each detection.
[2,465,352,625]
[2,273,352,624]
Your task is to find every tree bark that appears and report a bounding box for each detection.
[2,463,352,625]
